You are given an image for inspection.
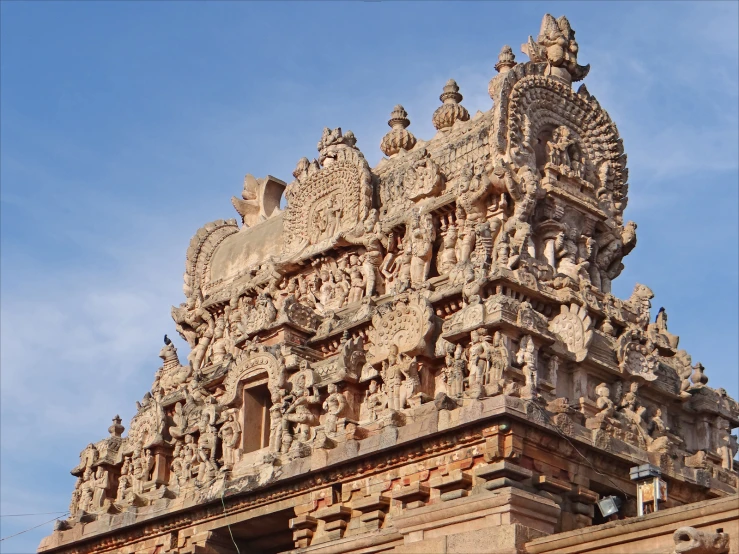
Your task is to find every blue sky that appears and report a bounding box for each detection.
[1,2,737,552]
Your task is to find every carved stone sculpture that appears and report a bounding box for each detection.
[672,526,730,554]
[48,16,739,554]
[231,174,285,228]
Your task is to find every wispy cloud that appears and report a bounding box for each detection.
[1,3,736,552]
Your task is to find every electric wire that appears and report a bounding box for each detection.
[0,511,68,518]
[524,398,632,500]
[1,402,630,544]
[0,513,69,542]
[221,493,241,554]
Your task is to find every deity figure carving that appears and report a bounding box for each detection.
[171,294,214,353]
[455,163,494,266]
[363,380,387,423]
[546,126,583,179]
[340,210,388,297]
[494,232,511,268]
[516,335,538,400]
[197,422,220,484]
[381,344,420,411]
[437,214,459,275]
[282,388,321,453]
[169,445,187,488]
[116,457,133,502]
[241,293,277,336]
[69,478,83,516]
[77,469,94,514]
[467,330,490,394]
[591,222,637,293]
[553,225,590,283]
[646,408,672,453]
[410,212,436,287]
[347,254,366,304]
[444,343,467,399]
[322,383,348,436]
[90,467,110,511]
[218,410,242,470]
[593,383,616,422]
[489,331,510,385]
[406,151,443,201]
[208,319,232,367]
[386,246,413,294]
[462,265,483,306]
[627,284,654,329]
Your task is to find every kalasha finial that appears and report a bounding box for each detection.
[380,105,417,158]
[108,415,124,438]
[495,45,516,73]
[432,79,470,132]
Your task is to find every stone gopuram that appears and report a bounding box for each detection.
[40,14,738,554]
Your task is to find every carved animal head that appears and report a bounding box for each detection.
[673,526,729,554]
[159,341,178,362]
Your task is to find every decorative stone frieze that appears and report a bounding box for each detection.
[42,12,738,554]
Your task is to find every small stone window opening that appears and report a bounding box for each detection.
[242,383,271,454]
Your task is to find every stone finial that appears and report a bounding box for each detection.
[432,79,470,132]
[495,45,517,73]
[380,105,417,158]
[108,415,124,438]
[522,14,590,83]
[317,127,358,166]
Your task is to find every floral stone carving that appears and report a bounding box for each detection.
[548,302,593,362]
[366,292,437,364]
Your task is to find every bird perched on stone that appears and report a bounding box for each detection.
[164,334,172,346]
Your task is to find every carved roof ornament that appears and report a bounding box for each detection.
[495,45,517,74]
[231,174,286,229]
[283,127,372,254]
[521,14,590,84]
[108,415,124,438]
[432,79,470,132]
[380,105,417,158]
[366,292,437,364]
[548,302,593,362]
[617,327,659,381]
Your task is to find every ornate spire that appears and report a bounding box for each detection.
[432,79,470,132]
[521,14,590,83]
[495,45,517,73]
[380,105,417,157]
[108,415,124,438]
